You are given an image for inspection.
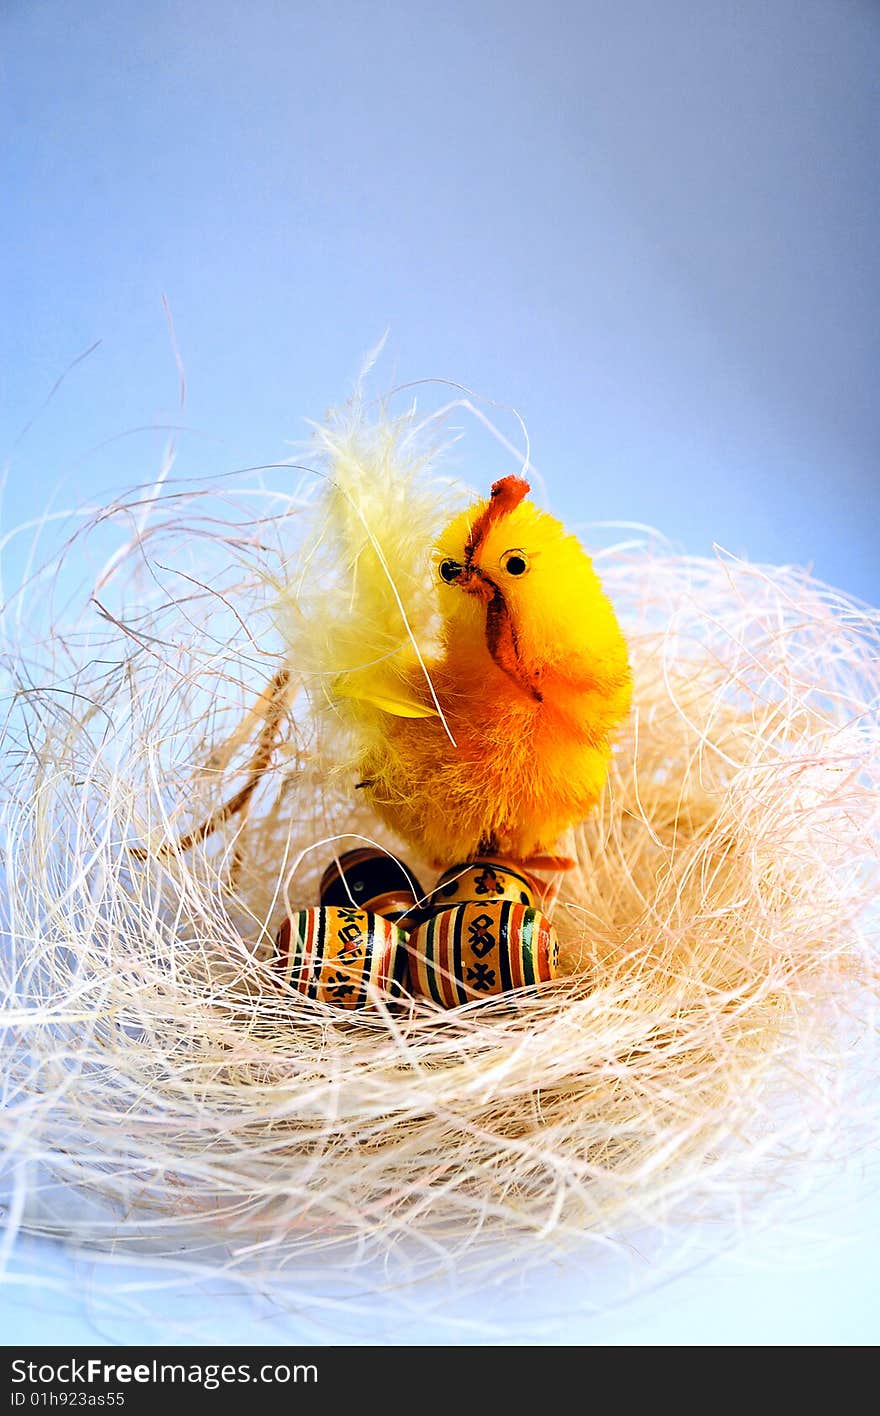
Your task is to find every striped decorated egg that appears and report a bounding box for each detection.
[428,858,545,911]
[408,900,559,1008]
[320,848,424,930]
[273,907,407,1009]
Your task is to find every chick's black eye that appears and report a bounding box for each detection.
[501,551,528,577]
[439,558,462,583]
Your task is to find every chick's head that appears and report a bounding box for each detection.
[436,476,629,693]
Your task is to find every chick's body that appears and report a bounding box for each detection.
[353,475,632,864]
[362,657,617,864]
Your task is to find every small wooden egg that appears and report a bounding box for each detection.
[428,858,545,912]
[320,848,425,930]
[273,906,407,1009]
[408,900,559,1007]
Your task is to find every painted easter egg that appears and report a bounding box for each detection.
[407,900,559,1008]
[320,848,425,930]
[427,858,544,912]
[273,906,407,1008]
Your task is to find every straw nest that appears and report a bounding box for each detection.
[2,408,878,1289]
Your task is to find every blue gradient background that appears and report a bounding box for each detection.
[1,0,878,1345]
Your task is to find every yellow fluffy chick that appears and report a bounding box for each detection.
[278,410,631,866]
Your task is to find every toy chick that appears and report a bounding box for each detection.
[279,413,631,867]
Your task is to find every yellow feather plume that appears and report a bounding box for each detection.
[276,401,467,741]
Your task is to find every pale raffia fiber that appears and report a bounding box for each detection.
[1,433,878,1287]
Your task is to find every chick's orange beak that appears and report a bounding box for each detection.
[461,566,496,600]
